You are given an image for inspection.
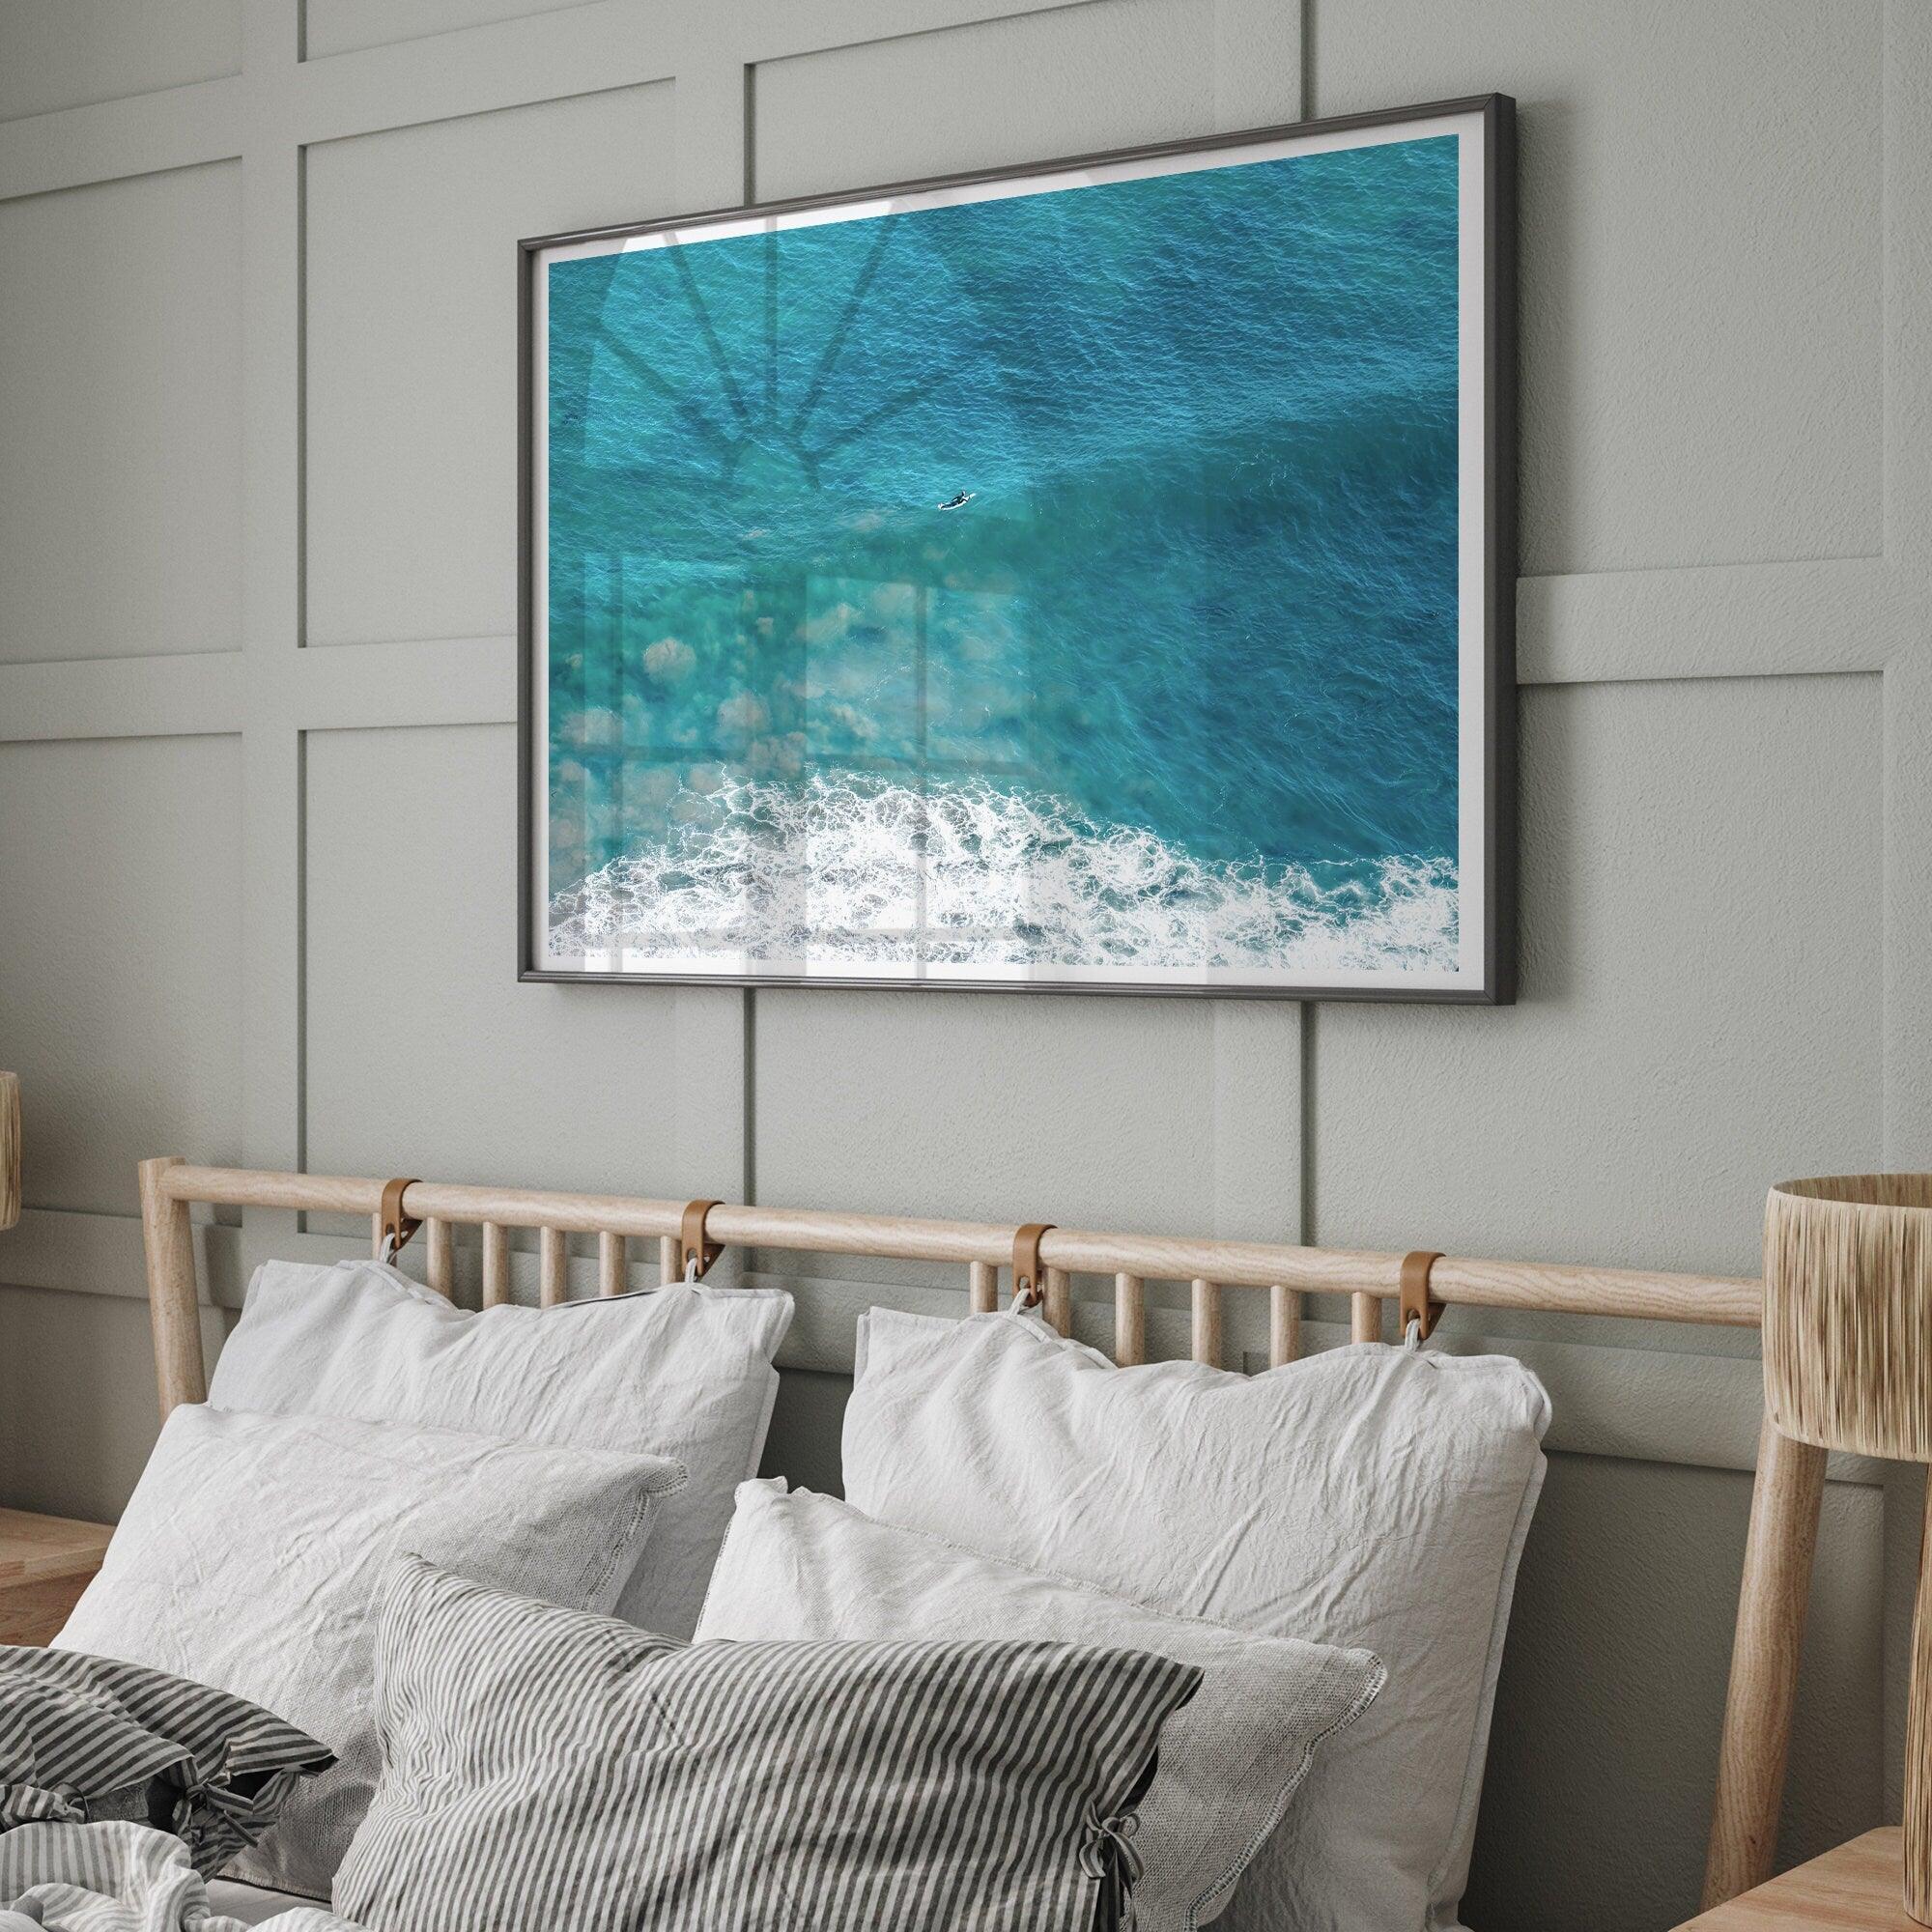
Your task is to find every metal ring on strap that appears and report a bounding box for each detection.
[681,1199,724,1280]
[1400,1249,1444,1343]
[380,1178,422,1260]
[1012,1223,1055,1310]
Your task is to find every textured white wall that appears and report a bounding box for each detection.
[1,4,1926,1926]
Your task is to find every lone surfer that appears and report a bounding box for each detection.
[936,491,975,511]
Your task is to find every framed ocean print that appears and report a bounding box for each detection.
[520,94,1515,1000]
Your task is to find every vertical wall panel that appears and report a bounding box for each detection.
[0,1288,173,1521]
[1310,0,1884,576]
[1315,675,1884,1276]
[303,724,687,1193]
[0,736,244,1215]
[0,0,240,124]
[0,162,242,663]
[303,82,675,647]
[754,988,1229,1233]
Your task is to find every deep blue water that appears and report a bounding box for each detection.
[544,134,1461,972]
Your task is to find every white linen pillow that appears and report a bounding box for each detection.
[54,1404,682,1903]
[842,1308,1550,1932]
[207,1256,791,1638]
[696,1478,1386,1931]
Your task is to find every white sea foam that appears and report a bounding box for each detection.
[549,773,1457,973]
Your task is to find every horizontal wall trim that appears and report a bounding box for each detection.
[737,0,1122,72]
[0,75,243,204]
[0,652,245,743]
[295,637,518,730]
[297,57,674,156]
[1518,556,1906,685]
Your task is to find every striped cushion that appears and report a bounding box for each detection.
[336,1555,1203,1932]
[0,1648,333,1877]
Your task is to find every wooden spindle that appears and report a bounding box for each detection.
[481,1222,510,1308]
[0,1073,17,1233]
[599,1230,626,1297]
[1191,1279,1222,1368]
[426,1217,454,1297]
[1114,1273,1145,1366]
[1270,1284,1300,1366]
[370,1210,384,1259]
[539,1227,569,1307]
[969,1261,998,1315]
[1351,1291,1381,1344]
[1044,1266,1071,1337]
[659,1235,679,1285]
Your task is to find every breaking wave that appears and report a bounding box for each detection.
[549,773,1457,975]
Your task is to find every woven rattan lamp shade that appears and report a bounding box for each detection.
[0,1074,17,1232]
[1764,1175,1932,1459]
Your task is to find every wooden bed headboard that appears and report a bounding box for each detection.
[136,1153,1818,1913]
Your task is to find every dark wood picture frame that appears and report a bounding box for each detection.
[520,94,1516,1002]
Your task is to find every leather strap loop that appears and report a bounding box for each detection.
[1011,1223,1055,1310]
[1400,1249,1444,1343]
[379,1178,422,1260]
[681,1199,724,1280]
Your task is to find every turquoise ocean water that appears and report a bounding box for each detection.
[544,133,1461,976]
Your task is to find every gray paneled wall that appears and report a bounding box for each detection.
[0,4,1925,1927]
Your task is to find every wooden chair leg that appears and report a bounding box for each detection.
[1702,1415,1829,1908]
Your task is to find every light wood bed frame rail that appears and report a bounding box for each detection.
[135,1154,1822,1913]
